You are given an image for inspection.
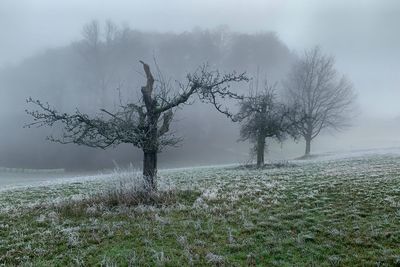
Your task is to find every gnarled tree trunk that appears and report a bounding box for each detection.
[256,134,265,168]
[142,110,160,191]
[304,122,313,156]
[143,150,157,190]
[305,137,311,156]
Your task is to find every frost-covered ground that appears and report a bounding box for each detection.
[0,171,114,192]
[1,149,400,265]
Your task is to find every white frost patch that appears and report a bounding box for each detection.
[36,214,46,223]
[192,197,209,209]
[201,189,218,201]
[60,227,81,247]
[206,253,224,264]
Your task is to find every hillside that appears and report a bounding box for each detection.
[1,150,400,265]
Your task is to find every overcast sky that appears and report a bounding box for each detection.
[1,0,399,117]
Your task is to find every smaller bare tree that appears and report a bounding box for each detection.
[284,46,356,156]
[26,61,247,191]
[235,80,299,168]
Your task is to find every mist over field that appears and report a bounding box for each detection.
[0,0,399,171]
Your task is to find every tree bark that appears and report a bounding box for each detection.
[305,137,311,156]
[143,111,159,191]
[304,120,313,156]
[256,134,265,168]
[143,150,157,190]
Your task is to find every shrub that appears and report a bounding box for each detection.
[57,166,177,216]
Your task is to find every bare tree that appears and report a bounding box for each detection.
[78,20,128,108]
[284,46,356,156]
[82,20,101,49]
[235,79,299,168]
[26,62,247,190]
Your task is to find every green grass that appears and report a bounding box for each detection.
[1,154,400,266]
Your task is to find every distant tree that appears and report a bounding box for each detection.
[26,62,247,190]
[284,47,356,156]
[235,79,299,168]
[77,20,129,108]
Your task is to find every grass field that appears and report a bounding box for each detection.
[1,152,400,266]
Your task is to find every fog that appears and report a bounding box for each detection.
[0,0,399,171]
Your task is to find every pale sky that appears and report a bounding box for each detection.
[1,0,399,117]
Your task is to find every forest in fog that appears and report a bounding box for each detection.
[0,22,296,170]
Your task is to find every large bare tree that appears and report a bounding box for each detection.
[284,47,356,156]
[26,62,247,190]
[235,80,299,168]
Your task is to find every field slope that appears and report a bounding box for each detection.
[1,152,400,266]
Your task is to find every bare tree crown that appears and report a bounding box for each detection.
[236,80,300,144]
[26,62,247,153]
[284,46,356,141]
